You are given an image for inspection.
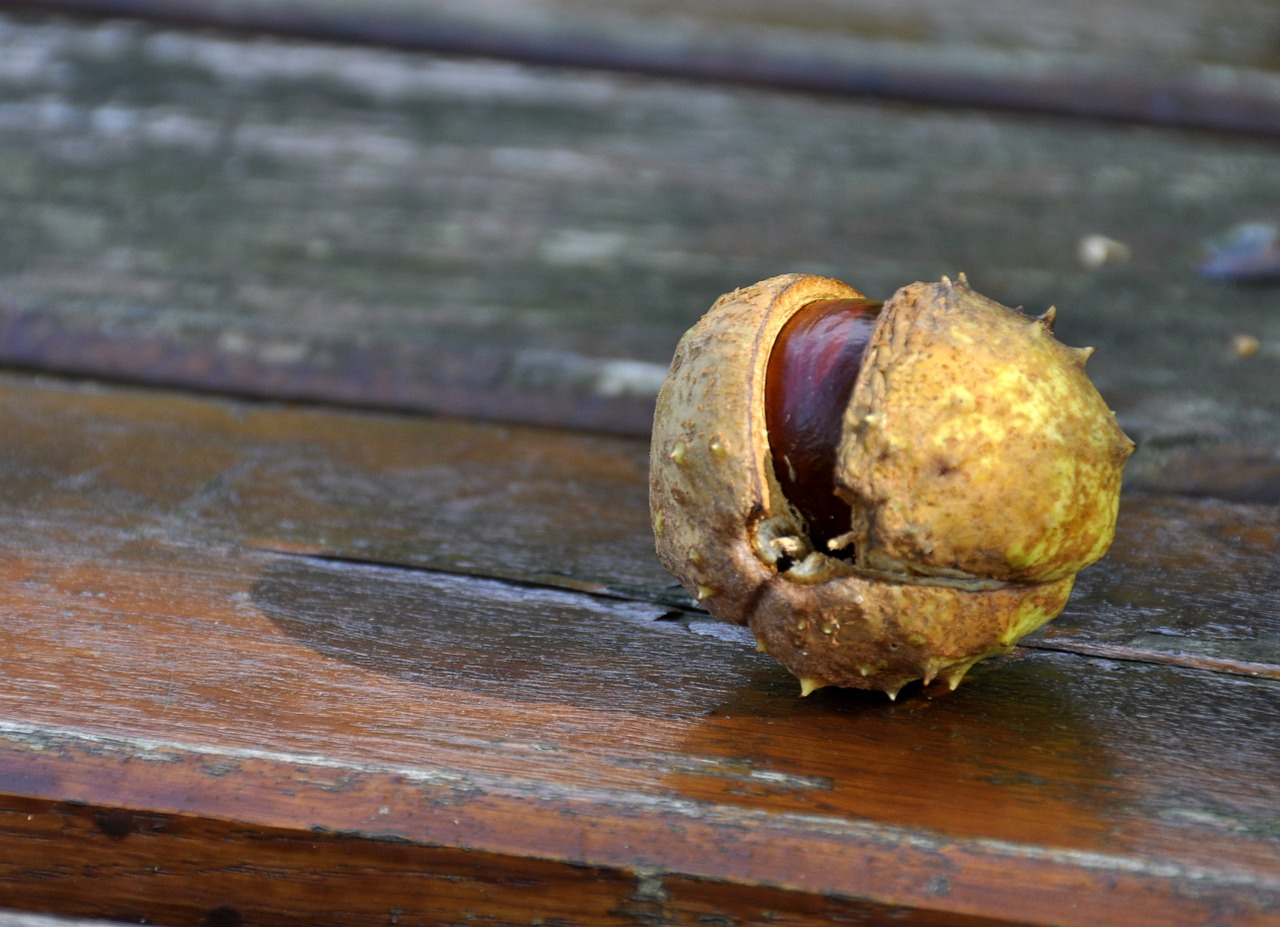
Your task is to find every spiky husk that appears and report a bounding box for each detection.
[649,274,1133,697]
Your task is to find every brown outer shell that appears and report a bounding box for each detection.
[750,570,1073,697]
[649,273,1128,695]
[650,274,859,625]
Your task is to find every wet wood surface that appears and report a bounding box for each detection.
[2,508,1279,927]
[0,912,148,927]
[4,376,1277,680]
[0,376,1277,925]
[0,4,1277,926]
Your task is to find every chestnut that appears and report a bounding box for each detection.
[649,274,1134,698]
[764,296,881,553]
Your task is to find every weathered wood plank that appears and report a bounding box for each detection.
[14,0,1280,134]
[2,375,1277,682]
[0,9,1272,925]
[0,13,1277,498]
[0,517,1277,925]
[0,795,1011,927]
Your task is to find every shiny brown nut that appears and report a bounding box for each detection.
[649,273,1134,698]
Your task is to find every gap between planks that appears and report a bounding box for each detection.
[0,372,1275,683]
[0,523,1278,926]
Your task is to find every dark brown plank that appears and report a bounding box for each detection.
[0,515,1277,925]
[0,374,660,594]
[13,0,1280,134]
[0,13,1277,499]
[1,374,1277,680]
[0,795,1010,927]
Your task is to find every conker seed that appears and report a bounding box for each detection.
[764,298,881,553]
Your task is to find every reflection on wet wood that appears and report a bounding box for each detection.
[0,5,1277,923]
[0,909,149,927]
[1,376,1274,679]
[0,519,1276,925]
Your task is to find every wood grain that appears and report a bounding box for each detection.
[0,516,1277,925]
[0,373,1275,919]
[0,12,1277,499]
[0,8,1275,921]
[14,0,1280,134]
[1,375,1274,680]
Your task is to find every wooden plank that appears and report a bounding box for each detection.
[0,10,1271,925]
[14,0,1280,135]
[0,13,1277,499]
[0,374,662,594]
[0,517,1277,925]
[0,796,1007,927]
[2,374,1277,681]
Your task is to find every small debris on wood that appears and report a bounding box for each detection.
[1230,333,1262,359]
[1077,234,1131,269]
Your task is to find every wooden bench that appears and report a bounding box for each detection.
[0,3,1276,924]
